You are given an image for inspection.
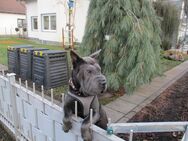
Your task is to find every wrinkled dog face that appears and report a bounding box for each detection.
[71,50,107,96]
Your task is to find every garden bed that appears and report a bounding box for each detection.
[119,72,188,141]
[0,122,15,141]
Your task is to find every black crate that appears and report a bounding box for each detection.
[7,45,33,75]
[33,50,69,89]
[20,48,49,80]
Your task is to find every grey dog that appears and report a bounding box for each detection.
[63,50,108,141]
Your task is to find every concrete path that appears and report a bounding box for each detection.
[104,60,188,123]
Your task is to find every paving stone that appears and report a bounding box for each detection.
[103,106,124,123]
[165,67,181,73]
[120,94,146,105]
[124,111,136,119]
[132,91,147,97]
[151,81,165,87]
[148,93,160,102]
[106,99,137,114]
[132,105,145,113]
[139,101,149,107]
[165,74,178,79]
[117,117,129,123]
[152,76,167,82]
[151,77,170,86]
[164,69,183,77]
[136,86,158,97]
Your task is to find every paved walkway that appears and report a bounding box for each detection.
[104,60,188,123]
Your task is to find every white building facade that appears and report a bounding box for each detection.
[0,0,26,36]
[25,0,90,43]
[0,13,26,35]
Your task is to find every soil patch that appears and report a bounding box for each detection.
[0,122,15,141]
[119,72,188,141]
[0,40,18,44]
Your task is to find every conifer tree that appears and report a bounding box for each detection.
[81,0,161,93]
[154,1,180,50]
[184,0,188,41]
[184,0,188,16]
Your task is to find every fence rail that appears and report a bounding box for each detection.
[110,122,188,133]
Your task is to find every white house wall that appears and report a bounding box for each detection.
[26,0,39,39]
[0,13,25,35]
[37,0,66,42]
[26,0,90,43]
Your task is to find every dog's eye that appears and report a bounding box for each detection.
[87,70,92,74]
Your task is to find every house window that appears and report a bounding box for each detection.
[17,19,26,28]
[42,14,56,31]
[31,17,38,30]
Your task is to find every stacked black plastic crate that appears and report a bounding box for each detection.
[32,50,69,89]
[19,48,49,80]
[7,45,33,75]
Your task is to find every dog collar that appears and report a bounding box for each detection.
[69,78,76,89]
[69,78,81,96]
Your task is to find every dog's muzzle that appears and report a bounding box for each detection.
[97,75,107,93]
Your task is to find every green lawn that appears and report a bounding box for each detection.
[161,57,182,72]
[0,37,64,65]
[161,53,188,73]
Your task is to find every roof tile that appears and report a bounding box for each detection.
[0,0,25,15]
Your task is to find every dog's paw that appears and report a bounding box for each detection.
[63,124,72,133]
[63,119,72,132]
[81,126,92,141]
[83,135,92,141]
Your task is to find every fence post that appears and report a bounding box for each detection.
[182,126,188,141]
[7,73,20,141]
[129,130,133,141]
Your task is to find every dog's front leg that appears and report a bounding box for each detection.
[63,95,74,132]
[81,96,101,141]
[81,111,100,141]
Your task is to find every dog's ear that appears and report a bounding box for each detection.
[70,50,85,68]
[89,49,101,60]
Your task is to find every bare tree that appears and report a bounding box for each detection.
[184,0,188,40]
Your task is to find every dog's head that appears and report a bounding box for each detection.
[70,50,107,96]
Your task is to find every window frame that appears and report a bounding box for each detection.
[17,18,25,28]
[31,16,38,31]
[41,13,57,32]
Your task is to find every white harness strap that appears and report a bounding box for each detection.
[68,92,95,116]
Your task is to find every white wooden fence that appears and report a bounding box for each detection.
[0,73,123,141]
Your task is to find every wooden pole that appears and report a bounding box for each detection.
[72,29,74,49]
[62,28,65,49]
[68,7,72,49]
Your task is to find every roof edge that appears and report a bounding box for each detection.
[17,0,36,1]
[0,11,25,15]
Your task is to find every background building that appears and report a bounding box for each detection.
[22,0,89,44]
[0,0,26,36]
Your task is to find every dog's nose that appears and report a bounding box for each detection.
[101,81,107,88]
[100,78,107,91]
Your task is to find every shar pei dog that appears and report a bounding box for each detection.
[63,50,108,141]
